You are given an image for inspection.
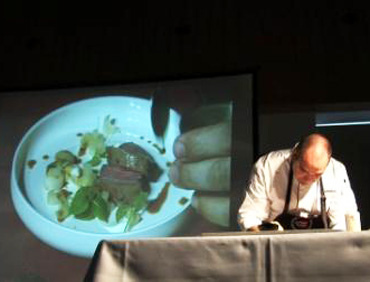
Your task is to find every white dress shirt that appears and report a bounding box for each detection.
[238,149,360,231]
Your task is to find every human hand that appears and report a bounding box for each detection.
[270,221,284,231]
[247,221,284,232]
[169,121,231,191]
[168,104,231,227]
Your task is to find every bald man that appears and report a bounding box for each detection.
[238,133,361,232]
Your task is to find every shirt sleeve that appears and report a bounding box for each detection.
[327,161,361,230]
[238,157,271,230]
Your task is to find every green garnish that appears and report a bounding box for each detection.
[44,116,150,232]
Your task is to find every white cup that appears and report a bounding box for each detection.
[345,212,361,232]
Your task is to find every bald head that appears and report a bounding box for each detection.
[297,133,331,159]
[293,133,332,185]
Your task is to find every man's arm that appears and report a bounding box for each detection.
[340,165,361,231]
[327,161,361,231]
[238,158,271,231]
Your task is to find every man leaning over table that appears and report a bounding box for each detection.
[238,133,361,232]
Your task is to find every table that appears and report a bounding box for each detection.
[84,230,370,282]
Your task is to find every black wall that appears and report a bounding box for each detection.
[1,2,370,108]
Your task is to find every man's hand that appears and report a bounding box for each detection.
[169,122,231,191]
[168,104,231,227]
[246,221,284,232]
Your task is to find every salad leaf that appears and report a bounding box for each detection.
[44,115,156,232]
[124,208,142,232]
[55,150,78,166]
[76,164,97,188]
[55,189,71,222]
[70,186,92,216]
[116,204,130,222]
[45,163,65,191]
[132,191,149,210]
[74,204,95,220]
[79,131,106,158]
[57,206,70,222]
[102,115,120,137]
[93,194,110,222]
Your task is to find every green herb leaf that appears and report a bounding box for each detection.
[79,131,106,158]
[74,204,95,220]
[103,115,120,137]
[70,187,91,216]
[76,164,97,187]
[124,208,142,232]
[116,204,130,222]
[45,163,65,191]
[57,204,70,222]
[88,153,102,166]
[55,150,78,165]
[93,194,110,222]
[132,192,149,212]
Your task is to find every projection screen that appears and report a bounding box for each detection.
[0,72,255,266]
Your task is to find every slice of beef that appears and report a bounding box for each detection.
[98,165,149,204]
[107,142,162,181]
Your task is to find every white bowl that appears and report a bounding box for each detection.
[11,96,194,257]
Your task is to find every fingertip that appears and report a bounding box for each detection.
[173,137,186,159]
[191,194,199,209]
[169,161,180,185]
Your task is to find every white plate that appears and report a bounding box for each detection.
[11,96,194,257]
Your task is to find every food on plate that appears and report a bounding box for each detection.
[44,116,165,231]
[99,165,150,203]
[107,142,162,181]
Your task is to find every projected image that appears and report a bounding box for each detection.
[169,102,232,227]
[12,96,193,256]
[7,74,253,257]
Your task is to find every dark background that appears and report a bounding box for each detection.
[1,2,370,281]
[1,2,369,107]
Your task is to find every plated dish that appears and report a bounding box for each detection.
[11,96,194,257]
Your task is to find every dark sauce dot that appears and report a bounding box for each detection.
[179,197,189,205]
[27,160,37,169]
[140,136,144,140]
[153,143,166,154]
[43,155,49,160]
[77,133,83,137]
